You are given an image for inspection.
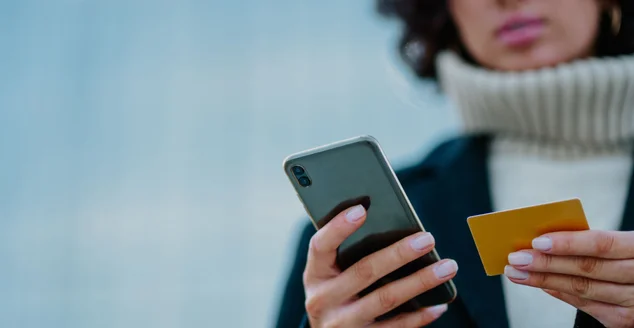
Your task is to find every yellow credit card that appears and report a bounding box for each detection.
[467,199,590,276]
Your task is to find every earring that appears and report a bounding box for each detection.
[611,5,622,35]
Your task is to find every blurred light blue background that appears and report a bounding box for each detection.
[0,0,457,327]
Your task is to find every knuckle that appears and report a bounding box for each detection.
[540,253,554,269]
[560,237,573,254]
[622,299,634,309]
[576,257,602,274]
[377,289,397,311]
[308,236,320,254]
[595,233,616,256]
[417,270,434,291]
[353,257,375,282]
[570,276,592,296]
[305,292,326,318]
[323,320,345,328]
[622,261,634,284]
[572,296,590,308]
[394,240,412,263]
[309,235,323,255]
[302,269,310,286]
[533,273,548,287]
[569,293,591,308]
[394,317,410,328]
[623,309,634,327]
[415,311,434,326]
[622,288,634,307]
[615,308,634,328]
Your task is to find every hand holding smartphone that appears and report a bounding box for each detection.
[283,136,458,327]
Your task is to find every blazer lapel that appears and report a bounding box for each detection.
[415,135,509,328]
[410,136,634,328]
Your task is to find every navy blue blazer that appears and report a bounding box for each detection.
[276,135,633,328]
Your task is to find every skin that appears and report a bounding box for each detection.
[506,231,634,328]
[303,205,457,327]
[303,1,627,327]
[449,0,606,71]
[446,0,634,326]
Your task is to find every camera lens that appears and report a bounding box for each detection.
[292,166,305,176]
[298,176,311,187]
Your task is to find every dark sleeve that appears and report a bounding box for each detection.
[573,311,605,328]
[275,222,315,328]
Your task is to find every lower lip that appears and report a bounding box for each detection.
[498,22,545,47]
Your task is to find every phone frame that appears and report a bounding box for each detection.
[283,135,457,301]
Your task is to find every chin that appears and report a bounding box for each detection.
[494,46,588,72]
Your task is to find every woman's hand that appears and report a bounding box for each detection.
[504,230,634,328]
[303,205,458,328]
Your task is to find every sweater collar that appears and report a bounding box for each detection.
[436,51,634,155]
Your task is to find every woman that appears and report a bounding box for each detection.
[276,0,634,327]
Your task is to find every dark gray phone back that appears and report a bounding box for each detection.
[283,136,456,319]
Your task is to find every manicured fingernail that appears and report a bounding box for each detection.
[434,260,458,278]
[428,304,448,317]
[345,205,365,222]
[508,252,533,266]
[532,237,553,251]
[410,233,434,251]
[504,265,529,280]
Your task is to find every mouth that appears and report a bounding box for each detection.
[496,14,546,48]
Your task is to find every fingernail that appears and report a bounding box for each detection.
[434,260,458,278]
[410,233,434,251]
[345,205,365,223]
[508,252,533,266]
[504,265,529,280]
[428,304,448,317]
[532,237,553,251]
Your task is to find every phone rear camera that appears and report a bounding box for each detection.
[298,176,312,187]
[292,166,305,176]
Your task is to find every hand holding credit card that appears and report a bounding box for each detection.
[467,198,589,276]
[468,199,634,327]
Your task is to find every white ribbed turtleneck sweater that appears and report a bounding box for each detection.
[437,52,634,328]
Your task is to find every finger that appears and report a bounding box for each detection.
[323,231,436,303]
[305,232,436,316]
[305,205,366,281]
[349,259,458,325]
[543,289,630,328]
[508,250,634,284]
[543,289,606,312]
[368,304,448,328]
[505,266,634,306]
[532,231,634,259]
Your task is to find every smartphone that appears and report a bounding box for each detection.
[283,135,457,320]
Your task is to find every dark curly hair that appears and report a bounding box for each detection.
[377,0,634,79]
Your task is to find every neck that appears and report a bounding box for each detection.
[436,51,634,156]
